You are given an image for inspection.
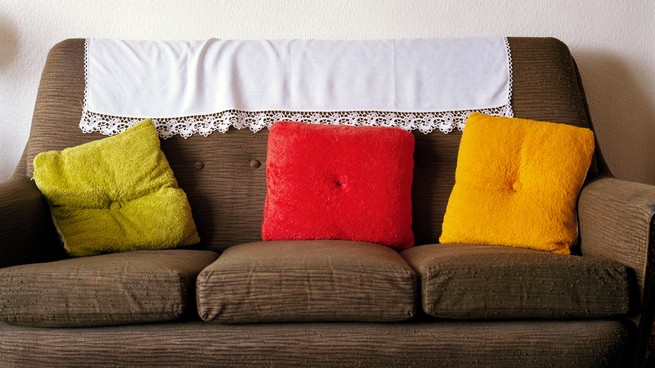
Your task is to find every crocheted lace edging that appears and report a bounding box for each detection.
[79,106,513,139]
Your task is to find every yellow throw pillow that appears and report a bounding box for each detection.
[439,113,595,254]
[33,119,200,257]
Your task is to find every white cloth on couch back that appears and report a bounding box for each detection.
[81,38,513,138]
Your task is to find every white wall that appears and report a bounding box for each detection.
[1,0,654,183]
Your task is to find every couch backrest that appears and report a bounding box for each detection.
[22,37,597,252]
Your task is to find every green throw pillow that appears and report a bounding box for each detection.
[33,119,200,257]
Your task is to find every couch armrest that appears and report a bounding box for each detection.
[0,177,62,268]
[578,176,655,368]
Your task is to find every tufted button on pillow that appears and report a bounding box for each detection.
[194,161,205,170]
[332,175,347,188]
[249,159,261,168]
[511,181,522,191]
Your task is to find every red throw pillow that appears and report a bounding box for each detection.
[262,121,415,250]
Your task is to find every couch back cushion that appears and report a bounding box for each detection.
[24,38,594,252]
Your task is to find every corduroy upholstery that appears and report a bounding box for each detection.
[0,37,652,367]
[0,179,63,269]
[0,319,629,368]
[0,250,218,327]
[402,244,633,319]
[197,241,416,323]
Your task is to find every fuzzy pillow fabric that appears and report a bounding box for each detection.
[439,113,595,254]
[262,121,415,250]
[32,119,200,257]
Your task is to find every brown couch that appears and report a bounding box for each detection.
[0,37,653,368]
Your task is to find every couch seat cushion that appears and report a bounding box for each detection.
[401,244,633,319]
[197,240,417,323]
[0,249,218,327]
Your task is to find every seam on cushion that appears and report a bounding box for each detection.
[205,267,416,282]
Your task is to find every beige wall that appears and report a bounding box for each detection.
[1,0,654,183]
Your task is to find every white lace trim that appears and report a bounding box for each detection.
[80,38,514,139]
[80,107,513,138]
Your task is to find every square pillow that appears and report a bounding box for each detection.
[262,121,415,250]
[32,119,200,257]
[439,113,595,254]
